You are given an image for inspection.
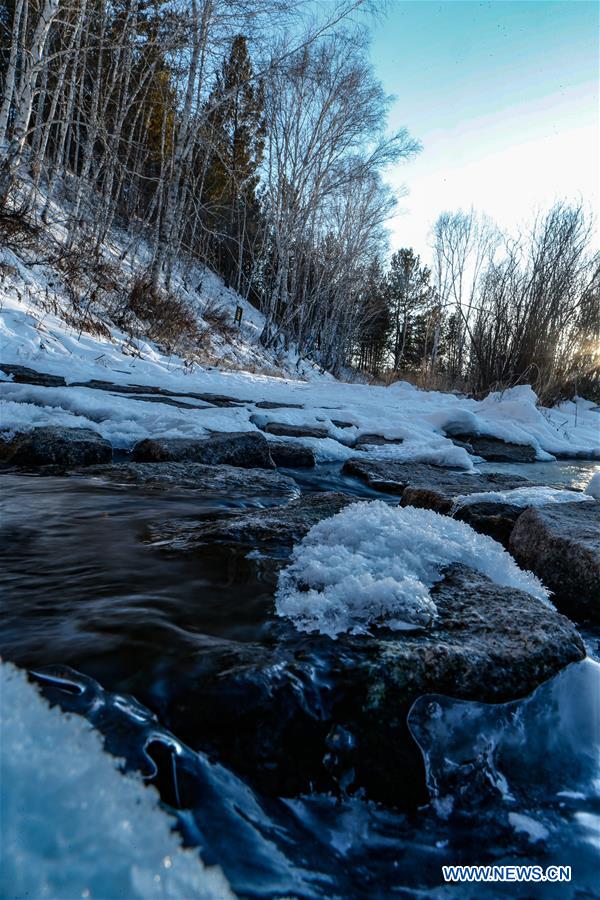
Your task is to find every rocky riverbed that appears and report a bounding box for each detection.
[1,418,599,897]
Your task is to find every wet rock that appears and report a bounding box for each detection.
[149,564,584,807]
[147,491,354,551]
[0,426,112,466]
[131,432,275,469]
[268,441,316,468]
[453,501,523,548]
[510,501,600,622]
[74,462,299,501]
[343,459,529,510]
[448,433,537,463]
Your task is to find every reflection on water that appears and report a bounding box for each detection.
[478,458,600,491]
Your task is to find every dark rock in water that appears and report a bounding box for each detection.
[74,461,299,501]
[0,363,67,387]
[510,501,600,622]
[268,441,316,468]
[453,501,523,548]
[150,564,584,807]
[147,491,354,551]
[343,459,529,510]
[0,426,112,466]
[131,431,275,469]
[448,433,537,463]
[257,421,330,440]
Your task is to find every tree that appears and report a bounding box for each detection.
[201,34,265,296]
[387,248,431,371]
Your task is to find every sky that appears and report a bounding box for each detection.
[366,0,599,262]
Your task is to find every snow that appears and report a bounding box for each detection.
[2,243,600,464]
[275,501,549,638]
[584,472,600,499]
[508,812,550,844]
[452,486,594,511]
[0,661,235,900]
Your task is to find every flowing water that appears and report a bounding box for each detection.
[1,461,599,898]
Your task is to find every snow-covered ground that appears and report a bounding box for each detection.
[0,662,234,900]
[1,239,599,467]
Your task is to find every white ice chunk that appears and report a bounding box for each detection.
[584,472,600,499]
[276,502,549,638]
[452,486,594,510]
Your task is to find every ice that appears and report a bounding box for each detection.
[0,662,235,900]
[452,485,594,510]
[276,501,549,638]
[584,472,600,499]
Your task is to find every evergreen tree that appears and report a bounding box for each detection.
[202,35,265,296]
[387,248,431,371]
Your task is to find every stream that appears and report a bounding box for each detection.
[1,459,599,898]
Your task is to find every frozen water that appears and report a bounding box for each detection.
[276,501,549,638]
[452,485,594,510]
[584,471,600,499]
[0,662,234,900]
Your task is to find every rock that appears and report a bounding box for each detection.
[268,441,316,468]
[131,432,275,469]
[448,433,537,463]
[258,421,330,440]
[343,459,530,510]
[0,363,67,387]
[144,564,584,807]
[0,426,112,466]
[510,501,600,621]
[255,401,304,410]
[73,462,299,502]
[453,501,523,548]
[147,491,354,552]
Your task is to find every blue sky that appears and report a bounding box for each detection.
[365,0,598,261]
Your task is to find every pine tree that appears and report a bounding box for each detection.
[387,249,431,371]
[202,35,265,296]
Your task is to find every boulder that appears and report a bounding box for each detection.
[131,432,275,469]
[448,433,537,463]
[258,421,330,440]
[147,491,354,551]
[0,426,112,466]
[74,461,299,502]
[140,564,584,807]
[453,500,523,548]
[268,441,316,468]
[343,459,530,510]
[510,501,600,622]
[354,433,404,449]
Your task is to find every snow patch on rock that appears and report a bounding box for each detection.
[276,502,549,638]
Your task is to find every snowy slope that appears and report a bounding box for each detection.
[1,245,600,466]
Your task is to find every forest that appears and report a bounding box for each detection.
[1,0,598,398]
